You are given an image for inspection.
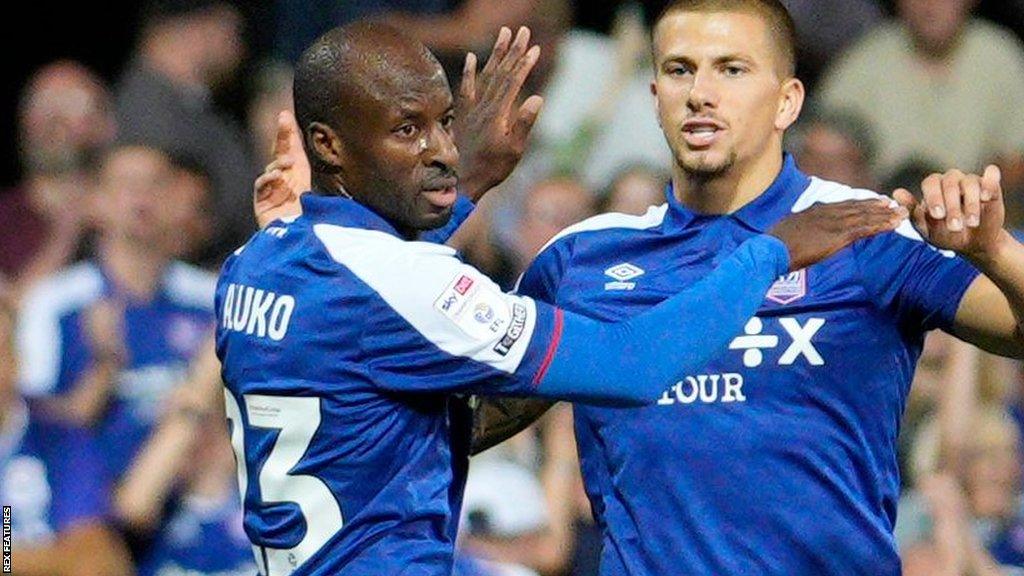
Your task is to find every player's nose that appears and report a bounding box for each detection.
[422,125,459,171]
[686,69,719,112]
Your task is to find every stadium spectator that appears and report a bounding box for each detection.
[531,2,670,189]
[247,61,294,166]
[817,0,1024,179]
[116,0,254,261]
[113,336,221,534]
[511,177,595,278]
[131,409,254,576]
[0,281,134,576]
[275,0,539,66]
[0,61,115,294]
[779,0,882,86]
[457,459,550,576]
[789,108,878,189]
[468,405,582,576]
[899,407,1024,574]
[16,144,217,483]
[899,331,980,488]
[599,165,669,216]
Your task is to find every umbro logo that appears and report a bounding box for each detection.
[605,263,644,291]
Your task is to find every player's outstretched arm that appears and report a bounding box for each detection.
[534,200,906,404]
[894,166,1024,358]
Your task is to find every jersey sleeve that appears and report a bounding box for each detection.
[43,425,113,532]
[418,195,474,245]
[852,223,981,332]
[313,224,561,396]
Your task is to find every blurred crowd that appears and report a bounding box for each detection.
[6,0,1024,574]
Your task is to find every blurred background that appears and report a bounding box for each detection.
[6,0,1024,575]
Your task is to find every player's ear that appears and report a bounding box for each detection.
[307,122,346,173]
[651,80,662,124]
[775,78,804,131]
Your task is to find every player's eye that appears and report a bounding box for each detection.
[395,124,419,139]
[440,113,455,131]
[667,65,692,77]
[723,65,747,77]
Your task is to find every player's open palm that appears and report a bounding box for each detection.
[455,26,544,201]
[254,110,311,229]
[893,165,1007,260]
[770,199,908,271]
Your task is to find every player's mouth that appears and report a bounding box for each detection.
[421,179,459,210]
[681,118,726,149]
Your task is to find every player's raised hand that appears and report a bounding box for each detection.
[893,166,1009,260]
[455,26,544,201]
[254,110,311,230]
[770,199,908,271]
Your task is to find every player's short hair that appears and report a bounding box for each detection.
[653,0,798,77]
[293,28,348,173]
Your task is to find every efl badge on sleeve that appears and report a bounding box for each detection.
[766,270,807,305]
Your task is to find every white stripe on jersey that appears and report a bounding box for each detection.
[17,263,104,396]
[536,203,668,257]
[794,177,955,257]
[513,204,669,293]
[312,224,539,374]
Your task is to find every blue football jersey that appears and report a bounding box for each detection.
[0,403,111,547]
[16,261,216,477]
[138,493,256,576]
[215,194,561,575]
[516,155,981,575]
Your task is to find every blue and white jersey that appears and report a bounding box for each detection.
[516,155,981,575]
[0,403,111,547]
[138,493,256,576]
[215,194,562,575]
[16,261,216,477]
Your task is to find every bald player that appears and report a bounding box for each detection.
[219,22,906,576]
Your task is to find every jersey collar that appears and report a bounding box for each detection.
[300,193,403,238]
[664,153,812,232]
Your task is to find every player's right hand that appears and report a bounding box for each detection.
[254,110,311,230]
[769,199,908,271]
[454,26,544,201]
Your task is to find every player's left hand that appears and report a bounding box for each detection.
[893,165,1011,261]
[455,26,545,201]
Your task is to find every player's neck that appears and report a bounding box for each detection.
[98,237,169,302]
[312,173,349,199]
[312,174,420,240]
[672,150,784,215]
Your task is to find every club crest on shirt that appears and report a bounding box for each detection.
[766,269,807,305]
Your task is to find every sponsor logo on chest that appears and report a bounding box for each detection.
[657,315,827,406]
[604,263,645,291]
